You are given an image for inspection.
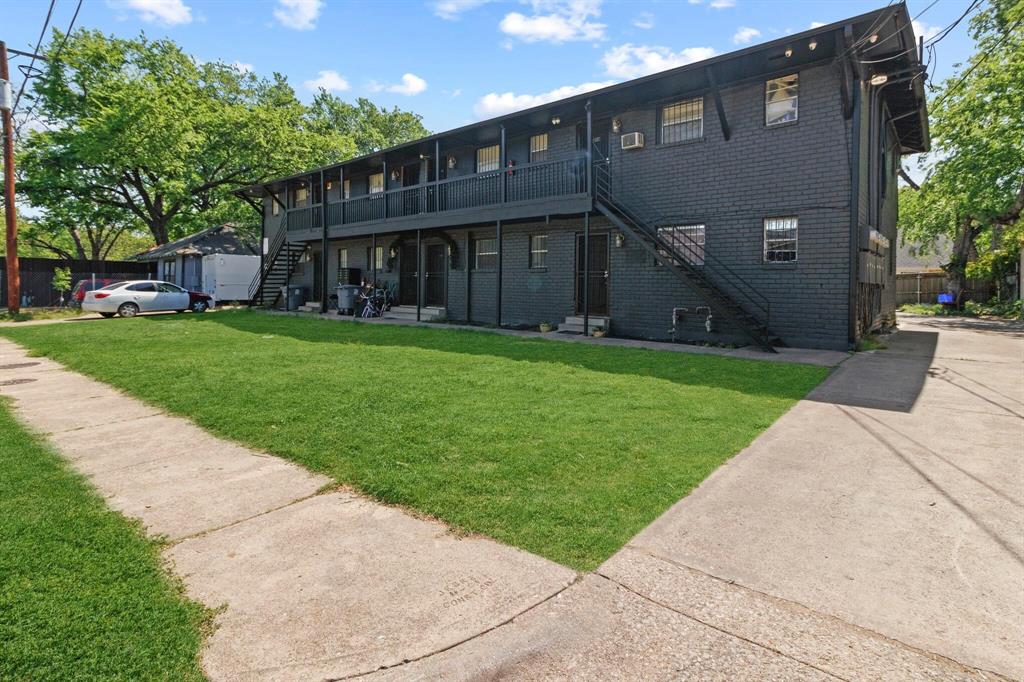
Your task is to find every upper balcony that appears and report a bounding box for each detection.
[279,152,590,240]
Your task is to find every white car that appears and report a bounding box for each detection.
[82,280,211,318]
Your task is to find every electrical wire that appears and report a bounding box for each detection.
[930,16,1024,109]
[14,0,83,138]
[11,0,56,114]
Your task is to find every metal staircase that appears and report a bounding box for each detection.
[248,228,304,307]
[592,151,777,352]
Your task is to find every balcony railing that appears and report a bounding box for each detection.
[283,154,587,231]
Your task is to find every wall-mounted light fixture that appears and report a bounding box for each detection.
[612,118,622,133]
[868,33,879,44]
[390,169,402,181]
[808,38,818,51]
[614,232,625,248]
[419,153,430,160]
[869,74,888,86]
[550,115,561,125]
[447,155,457,169]
[784,46,793,58]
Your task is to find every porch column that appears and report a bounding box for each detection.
[371,233,377,285]
[496,220,502,327]
[320,169,329,313]
[416,229,422,322]
[585,99,593,196]
[434,139,441,212]
[339,165,345,225]
[258,188,266,295]
[500,125,507,204]
[466,231,472,324]
[583,211,590,335]
[382,156,388,219]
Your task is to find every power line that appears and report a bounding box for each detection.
[930,16,1024,109]
[11,0,56,113]
[924,0,983,47]
[15,0,83,138]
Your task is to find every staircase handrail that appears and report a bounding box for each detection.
[249,226,287,301]
[591,148,769,326]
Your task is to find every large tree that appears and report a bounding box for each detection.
[307,92,430,157]
[17,30,352,246]
[899,0,1024,296]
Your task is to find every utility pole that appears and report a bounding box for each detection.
[0,41,20,313]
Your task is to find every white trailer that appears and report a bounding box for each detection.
[201,254,259,304]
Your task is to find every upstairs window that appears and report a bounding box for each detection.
[529,234,548,268]
[765,74,798,126]
[368,173,384,194]
[476,145,500,173]
[529,134,549,163]
[474,237,498,269]
[294,186,308,208]
[656,225,705,266]
[271,194,280,216]
[764,217,798,262]
[343,179,351,199]
[661,98,703,143]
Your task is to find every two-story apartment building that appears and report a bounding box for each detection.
[236,4,928,351]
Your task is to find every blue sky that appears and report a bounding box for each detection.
[6,0,976,133]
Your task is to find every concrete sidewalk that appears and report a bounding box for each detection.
[0,338,574,680]
[1,314,1018,680]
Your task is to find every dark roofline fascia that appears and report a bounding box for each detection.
[236,4,911,196]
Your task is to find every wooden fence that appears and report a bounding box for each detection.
[895,271,992,306]
[0,257,154,308]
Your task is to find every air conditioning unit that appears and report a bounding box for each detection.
[621,132,645,150]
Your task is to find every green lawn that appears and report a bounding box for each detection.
[1,311,827,570]
[0,400,208,681]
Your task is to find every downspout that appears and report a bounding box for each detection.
[320,169,328,313]
[848,77,862,347]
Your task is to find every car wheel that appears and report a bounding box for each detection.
[99,312,115,318]
[191,299,209,313]
[117,302,140,318]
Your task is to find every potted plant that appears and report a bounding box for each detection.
[592,325,606,338]
[539,322,553,333]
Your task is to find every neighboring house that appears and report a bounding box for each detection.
[896,237,949,274]
[236,5,928,351]
[132,224,257,291]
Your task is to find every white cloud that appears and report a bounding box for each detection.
[709,0,735,8]
[232,61,254,73]
[273,0,322,30]
[432,0,490,20]
[732,26,760,44]
[499,0,606,44]
[120,0,193,26]
[809,21,826,28]
[633,11,654,29]
[374,73,428,96]
[601,43,716,79]
[912,20,941,42]
[304,70,350,92]
[474,80,615,118]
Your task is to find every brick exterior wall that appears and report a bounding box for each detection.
[264,61,911,351]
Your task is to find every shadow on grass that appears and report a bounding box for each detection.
[178,310,826,401]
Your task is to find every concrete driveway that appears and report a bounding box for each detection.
[603,314,1024,678]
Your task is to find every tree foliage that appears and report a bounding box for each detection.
[899,0,1023,293]
[17,30,429,249]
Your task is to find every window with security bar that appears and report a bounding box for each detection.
[474,238,498,269]
[765,74,798,126]
[368,173,384,194]
[529,134,549,163]
[661,98,703,144]
[656,225,705,266]
[764,216,798,262]
[476,145,500,172]
[529,234,548,268]
[343,179,351,199]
